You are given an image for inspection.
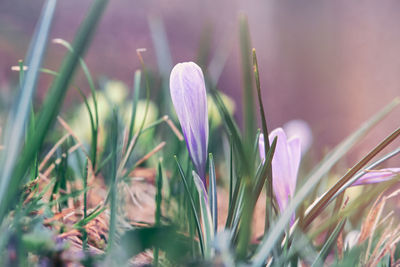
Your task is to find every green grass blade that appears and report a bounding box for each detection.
[154,160,163,266]
[303,127,400,226]
[155,161,163,225]
[229,137,234,211]
[174,156,205,258]
[239,14,255,153]
[236,174,256,259]
[209,89,244,156]
[52,38,99,168]
[0,0,108,223]
[252,48,274,232]
[82,159,89,250]
[311,219,346,267]
[209,89,250,207]
[128,70,142,142]
[74,205,106,228]
[40,68,97,144]
[251,99,399,266]
[136,50,151,135]
[121,51,151,165]
[0,0,57,218]
[252,137,277,200]
[193,171,214,259]
[107,110,119,252]
[208,153,218,234]
[225,170,242,229]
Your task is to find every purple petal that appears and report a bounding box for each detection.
[283,119,313,155]
[269,128,292,213]
[170,62,209,182]
[352,168,400,186]
[259,128,302,225]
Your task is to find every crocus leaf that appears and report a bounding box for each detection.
[174,156,205,257]
[0,0,57,223]
[311,219,346,267]
[193,171,214,259]
[252,48,273,231]
[208,153,218,234]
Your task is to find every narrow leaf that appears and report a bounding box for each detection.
[251,99,399,265]
[303,127,400,226]
[208,153,218,234]
[174,156,205,257]
[193,171,214,259]
[311,219,346,267]
[0,0,57,221]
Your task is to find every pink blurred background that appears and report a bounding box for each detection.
[0,0,399,162]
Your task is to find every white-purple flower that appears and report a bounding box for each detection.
[352,168,400,186]
[170,62,209,183]
[259,128,301,222]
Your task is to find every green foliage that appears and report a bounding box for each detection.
[0,1,399,266]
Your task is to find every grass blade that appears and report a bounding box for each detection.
[52,38,99,169]
[303,127,400,226]
[0,0,57,219]
[311,219,346,267]
[252,48,274,231]
[174,156,205,258]
[229,136,234,210]
[193,171,214,259]
[208,153,218,234]
[251,99,399,266]
[239,14,255,152]
[107,110,118,252]
[128,70,142,142]
[0,0,109,223]
[154,160,163,266]
[252,137,277,200]
[330,146,400,202]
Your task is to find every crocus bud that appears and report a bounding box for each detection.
[259,128,301,224]
[170,62,209,183]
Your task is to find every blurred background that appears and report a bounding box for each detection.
[0,0,399,163]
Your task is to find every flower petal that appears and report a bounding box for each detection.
[170,62,209,181]
[259,127,302,225]
[352,168,400,186]
[268,128,292,213]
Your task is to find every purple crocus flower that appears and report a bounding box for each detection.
[259,128,301,223]
[170,62,209,183]
[352,168,400,186]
